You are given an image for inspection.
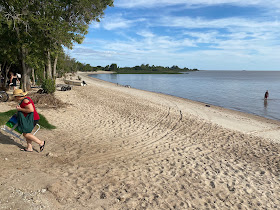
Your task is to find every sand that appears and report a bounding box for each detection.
[0,71,280,209]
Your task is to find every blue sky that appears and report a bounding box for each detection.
[68,0,280,70]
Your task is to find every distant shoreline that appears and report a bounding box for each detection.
[85,71,280,123]
[82,71,280,143]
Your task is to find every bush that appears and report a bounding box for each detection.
[42,78,56,94]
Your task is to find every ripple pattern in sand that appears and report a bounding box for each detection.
[41,79,280,210]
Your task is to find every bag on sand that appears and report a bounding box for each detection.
[17,111,34,133]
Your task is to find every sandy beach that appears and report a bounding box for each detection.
[0,71,280,209]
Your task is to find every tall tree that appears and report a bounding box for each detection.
[0,0,114,91]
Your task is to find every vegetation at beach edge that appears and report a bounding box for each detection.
[0,0,114,93]
[80,63,199,74]
[0,110,56,130]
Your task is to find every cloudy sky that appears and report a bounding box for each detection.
[68,0,280,70]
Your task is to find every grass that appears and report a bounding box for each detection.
[0,109,56,129]
[0,110,16,126]
[38,113,56,129]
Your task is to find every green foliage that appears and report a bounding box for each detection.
[109,63,118,71]
[56,53,96,75]
[88,63,198,74]
[82,64,95,72]
[42,78,56,94]
[0,110,56,130]
[38,113,56,129]
[34,67,46,86]
[113,64,198,74]
[0,0,114,88]
[104,65,110,71]
[0,110,17,126]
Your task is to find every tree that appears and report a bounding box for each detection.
[0,0,114,91]
[109,63,118,71]
[104,65,110,71]
[171,65,179,70]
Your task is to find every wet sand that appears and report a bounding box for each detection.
[0,71,280,209]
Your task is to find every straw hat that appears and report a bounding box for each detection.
[13,89,28,97]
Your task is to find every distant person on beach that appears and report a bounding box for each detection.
[264,90,269,100]
[13,89,45,152]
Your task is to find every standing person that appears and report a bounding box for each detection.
[264,90,269,100]
[9,71,18,90]
[13,89,45,152]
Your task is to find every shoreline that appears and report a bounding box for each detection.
[86,71,280,123]
[0,71,280,209]
[82,71,280,143]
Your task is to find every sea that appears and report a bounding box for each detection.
[89,71,280,121]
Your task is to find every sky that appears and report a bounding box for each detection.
[68,0,280,71]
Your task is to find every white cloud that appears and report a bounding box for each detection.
[90,14,146,31]
[136,30,155,38]
[115,0,280,8]
[116,0,280,9]
[157,16,280,31]
[71,0,280,70]
[70,36,280,69]
[72,21,280,69]
[103,17,133,30]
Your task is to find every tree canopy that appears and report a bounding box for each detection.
[0,0,113,91]
[90,63,198,74]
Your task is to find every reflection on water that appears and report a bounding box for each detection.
[264,99,268,109]
[263,99,268,116]
[90,71,280,121]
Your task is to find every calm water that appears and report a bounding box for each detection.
[90,71,280,121]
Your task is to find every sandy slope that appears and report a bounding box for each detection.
[0,71,280,209]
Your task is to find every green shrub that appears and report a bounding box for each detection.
[42,78,56,94]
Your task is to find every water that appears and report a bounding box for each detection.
[89,71,280,121]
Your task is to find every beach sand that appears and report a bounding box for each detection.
[0,71,280,209]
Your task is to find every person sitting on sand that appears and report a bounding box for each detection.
[264,90,269,100]
[13,89,45,152]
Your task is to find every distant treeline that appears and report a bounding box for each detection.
[80,63,198,74]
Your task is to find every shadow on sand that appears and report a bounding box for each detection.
[0,131,24,149]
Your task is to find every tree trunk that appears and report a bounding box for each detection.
[31,68,35,86]
[15,27,29,92]
[20,46,28,92]
[0,63,3,88]
[26,67,32,90]
[3,63,10,89]
[52,54,58,79]
[46,50,52,79]
[43,64,46,79]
